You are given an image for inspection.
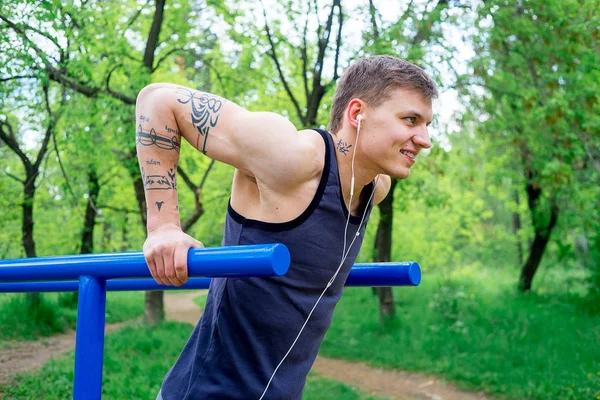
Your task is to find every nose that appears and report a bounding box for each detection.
[414,127,432,149]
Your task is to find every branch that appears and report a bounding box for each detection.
[143,0,166,70]
[0,119,32,169]
[97,205,138,214]
[33,82,65,172]
[200,159,215,189]
[176,165,196,191]
[5,171,25,184]
[124,1,148,31]
[332,1,343,82]
[398,0,414,28]
[411,0,447,47]
[313,0,339,86]
[176,165,202,232]
[100,51,143,64]
[302,2,311,104]
[203,61,230,97]
[0,74,37,83]
[584,141,600,173]
[1,15,135,105]
[152,47,186,73]
[259,0,304,124]
[368,0,380,39]
[312,0,322,34]
[103,63,135,103]
[52,129,84,216]
[32,115,56,172]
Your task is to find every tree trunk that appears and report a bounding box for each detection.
[373,179,398,327]
[70,169,101,305]
[305,84,325,127]
[143,0,165,70]
[519,184,559,292]
[145,291,165,324]
[22,171,41,307]
[127,149,165,323]
[512,189,523,263]
[80,169,100,254]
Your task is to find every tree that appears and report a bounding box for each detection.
[0,81,66,307]
[0,0,221,321]
[363,0,452,325]
[467,0,600,291]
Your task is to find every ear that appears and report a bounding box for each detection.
[346,99,365,129]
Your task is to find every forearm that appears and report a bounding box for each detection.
[135,90,182,233]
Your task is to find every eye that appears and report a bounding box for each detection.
[404,117,416,125]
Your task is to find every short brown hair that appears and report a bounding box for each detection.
[328,56,438,133]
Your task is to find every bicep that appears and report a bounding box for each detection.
[140,83,305,180]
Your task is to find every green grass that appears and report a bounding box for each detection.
[0,321,385,399]
[192,292,208,308]
[320,265,600,400]
[0,291,144,346]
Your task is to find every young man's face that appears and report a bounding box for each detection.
[362,88,433,179]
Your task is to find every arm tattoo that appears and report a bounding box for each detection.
[174,88,224,155]
[141,165,177,191]
[137,125,180,153]
[155,201,164,211]
[337,139,352,155]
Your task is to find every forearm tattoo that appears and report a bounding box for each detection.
[141,165,177,191]
[137,124,181,153]
[174,88,224,155]
[337,139,352,155]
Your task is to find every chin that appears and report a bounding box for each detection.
[389,169,410,180]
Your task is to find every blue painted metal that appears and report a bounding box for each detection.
[0,262,421,293]
[0,246,422,400]
[73,275,106,400]
[0,244,290,282]
[345,261,421,286]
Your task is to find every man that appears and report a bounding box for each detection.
[136,55,437,399]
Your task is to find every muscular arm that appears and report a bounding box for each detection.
[135,83,316,232]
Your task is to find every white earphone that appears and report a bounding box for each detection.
[259,112,377,399]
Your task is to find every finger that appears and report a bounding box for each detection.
[155,255,170,286]
[173,245,189,285]
[162,250,179,286]
[193,240,204,248]
[146,257,163,285]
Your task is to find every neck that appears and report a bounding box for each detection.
[332,131,378,212]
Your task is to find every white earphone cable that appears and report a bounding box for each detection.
[259,116,378,399]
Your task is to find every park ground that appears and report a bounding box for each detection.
[0,266,598,399]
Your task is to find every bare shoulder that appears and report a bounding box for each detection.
[245,124,325,191]
[373,174,392,205]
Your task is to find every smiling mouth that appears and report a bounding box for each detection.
[400,149,416,162]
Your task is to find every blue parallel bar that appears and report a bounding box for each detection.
[0,244,290,400]
[0,262,421,292]
[73,276,106,400]
[345,262,421,286]
[0,244,290,282]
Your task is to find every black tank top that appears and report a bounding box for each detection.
[159,128,375,399]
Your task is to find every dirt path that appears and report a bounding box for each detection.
[0,293,493,400]
[163,292,492,400]
[0,322,125,386]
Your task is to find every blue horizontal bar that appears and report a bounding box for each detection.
[0,262,420,292]
[0,244,289,282]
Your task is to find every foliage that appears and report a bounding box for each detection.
[321,267,600,400]
[0,321,386,400]
[0,291,144,344]
[463,0,600,289]
[0,0,599,396]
